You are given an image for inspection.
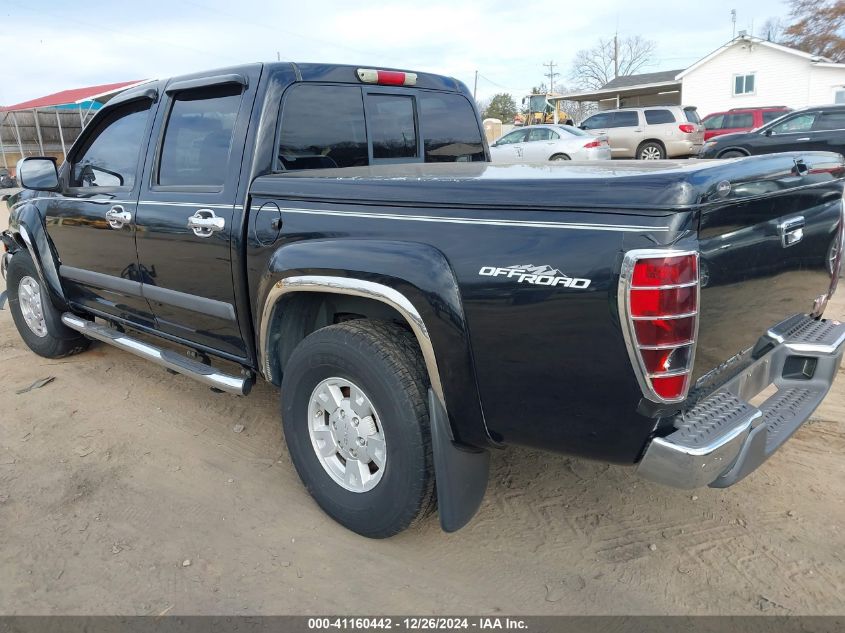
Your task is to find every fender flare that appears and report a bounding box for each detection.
[7,201,67,310]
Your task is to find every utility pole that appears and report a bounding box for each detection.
[542,60,559,94]
[473,70,478,100]
[613,33,619,79]
[731,9,737,39]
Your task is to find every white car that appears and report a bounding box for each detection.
[490,124,611,163]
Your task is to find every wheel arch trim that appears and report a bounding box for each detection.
[258,275,446,409]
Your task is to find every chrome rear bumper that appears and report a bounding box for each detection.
[638,315,845,489]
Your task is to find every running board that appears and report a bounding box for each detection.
[61,313,252,396]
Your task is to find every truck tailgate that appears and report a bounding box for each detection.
[692,155,844,390]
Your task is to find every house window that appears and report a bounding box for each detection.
[733,73,756,95]
[835,88,845,104]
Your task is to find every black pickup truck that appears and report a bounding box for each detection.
[2,62,845,538]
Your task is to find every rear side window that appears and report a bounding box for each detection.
[703,114,724,130]
[418,93,485,162]
[683,108,701,124]
[609,111,639,128]
[71,101,151,188]
[762,110,786,124]
[813,111,845,131]
[723,113,754,128]
[645,109,675,124]
[582,112,611,129]
[158,86,242,187]
[278,85,368,170]
[528,128,557,141]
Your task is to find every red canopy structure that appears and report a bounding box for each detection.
[1,80,146,112]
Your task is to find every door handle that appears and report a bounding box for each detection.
[105,205,132,230]
[187,209,225,238]
[779,215,805,248]
[796,137,811,142]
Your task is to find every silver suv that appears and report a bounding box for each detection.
[580,106,704,159]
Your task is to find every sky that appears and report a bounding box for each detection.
[1,0,791,107]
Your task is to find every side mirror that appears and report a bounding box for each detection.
[579,125,588,130]
[18,157,59,191]
[764,129,774,137]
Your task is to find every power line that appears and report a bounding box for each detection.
[542,60,559,93]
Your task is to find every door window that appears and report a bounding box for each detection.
[723,113,754,128]
[528,128,557,141]
[366,94,418,160]
[70,100,152,189]
[418,92,485,162]
[609,111,639,128]
[582,112,611,129]
[645,109,675,125]
[813,111,845,131]
[278,84,368,170]
[158,85,242,187]
[771,113,817,134]
[496,130,528,145]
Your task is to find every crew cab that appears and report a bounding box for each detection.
[2,62,844,538]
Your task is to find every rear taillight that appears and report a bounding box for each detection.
[619,250,700,403]
[356,68,418,86]
[583,139,603,149]
[678,124,696,134]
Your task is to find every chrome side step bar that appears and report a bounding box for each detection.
[61,313,252,396]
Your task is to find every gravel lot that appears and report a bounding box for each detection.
[0,194,843,615]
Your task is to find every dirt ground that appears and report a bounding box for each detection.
[0,193,843,616]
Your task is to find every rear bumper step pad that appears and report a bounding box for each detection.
[61,313,252,396]
[638,315,845,489]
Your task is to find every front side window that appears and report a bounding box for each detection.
[70,101,151,188]
[158,86,242,187]
[366,94,417,160]
[703,114,724,130]
[496,130,528,145]
[771,113,817,134]
[418,93,485,162]
[582,112,611,129]
[609,111,639,128]
[734,73,755,95]
[278,85,368,171]
[645,109,675,125]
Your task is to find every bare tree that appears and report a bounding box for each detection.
[782,0,845,62]
[569,35,657,90]
[760,16,787,42]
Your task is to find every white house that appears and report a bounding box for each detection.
[679,35,845,117]
[556,35,845,119]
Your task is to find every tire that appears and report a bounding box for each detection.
[6,251,89,358]
[719,150,746,159]
[280,319,436,538]
[637,141,665,160]
[550,153,571,161]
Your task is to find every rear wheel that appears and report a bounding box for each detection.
[6,251,89,358]
[549,153,571,161]
[637,142,665,160]
[280,320,436,538]
[719,150,746,159]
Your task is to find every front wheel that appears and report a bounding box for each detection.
[549,153,571,161]
[637,142,665,160]
[6,251,89,358]
[719,150,746,159]
[280,320,436,538]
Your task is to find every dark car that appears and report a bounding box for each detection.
[700,105,845,158]
[0,168,16,188]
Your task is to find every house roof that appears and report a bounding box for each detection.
[1,80,148,112]
[676,35,844,79]
[601,69,685,90]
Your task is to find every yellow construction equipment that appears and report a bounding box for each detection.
[515,93,573,126]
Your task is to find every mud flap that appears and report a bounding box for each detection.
[429,389,490,532]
